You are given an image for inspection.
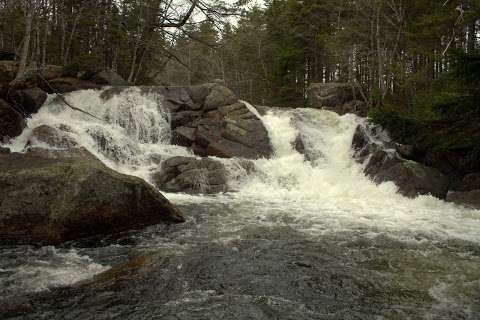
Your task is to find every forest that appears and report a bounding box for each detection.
[1,1,480,318]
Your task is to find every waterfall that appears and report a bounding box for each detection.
[8,88,480,243]
[9,87,192,182]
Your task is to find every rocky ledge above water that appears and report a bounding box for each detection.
[0,148,184,245]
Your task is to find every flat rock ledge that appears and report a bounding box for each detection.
[0,148,184,245]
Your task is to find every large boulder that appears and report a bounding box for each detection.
[27,124,78,149]
[352,124,449,199]
[307,83,367,116]
[173,101,273,159]
[153,156,228,194]
[0,149,184,244]
[10,87,47,115]
[446,173,480,209]
[92,70,128,86]
[99,84,273,159]
[0,99,25,142]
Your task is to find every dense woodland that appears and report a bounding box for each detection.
[0,1,479,114]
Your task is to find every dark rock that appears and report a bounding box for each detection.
[396,144,415,159]
[0,149,184,244]
[203,85,237,111]
[92,70,127,86]
[451,172,480,192]
[172,126,196,147]
[0,99,25,142]
[170,111,201,128]
[374,159,449,199]
[307,83,366,116]
[446,190,480,209]
[27,125,78,149]
[48,77,100,93]
[0,146,10,153]
[0,61,18,83]
[353,123,449,199]
[293,135,306,155]
[153,156,228,194]
[10,87,47,115]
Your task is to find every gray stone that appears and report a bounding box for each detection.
[27,125,77,149]
[0,149,184,244]
[153,156,228,194]
[352,124,449,199]
[92,70,128,86]
[204,85,237,111]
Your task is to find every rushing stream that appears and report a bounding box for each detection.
[1,87,479,319]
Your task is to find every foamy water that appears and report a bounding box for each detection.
[3,87,480,301]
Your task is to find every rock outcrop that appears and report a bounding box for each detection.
[153,156,228,194]
[352,124,449,199]
[0,148,184,244]
[102,84,273,159]
[307,83,367,117]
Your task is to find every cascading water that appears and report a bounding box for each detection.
[2,88,480,319]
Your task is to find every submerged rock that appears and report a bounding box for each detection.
[27,125,78,149]
[0,149,184,244]
[352,124,449,199]
[153,156,228,194]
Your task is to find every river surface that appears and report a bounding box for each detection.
[1,88,479,319]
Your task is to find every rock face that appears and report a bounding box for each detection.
[446,173,480,209]
[0,99,25,142]
[307,83,367,117]
[352,124,449,199]
[153,156,228,194]
[0,149,184,244]
[10,87,47,115]
[92,70,128,86]
[102,84,273,159]
[27,124,78,149]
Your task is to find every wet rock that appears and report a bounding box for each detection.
[446,172,480,209]
[10,87,47,115]
[446,190,480,209]
[307,83,366,116]
[374,159,449,199]
[0,98,25,142]
[203,84,237,111]
[27,125,78,149]
[353,124,449,199]
[0,149,184,244]
[92,70,127,86]
[170,111,201,128]
[153,156,228,194]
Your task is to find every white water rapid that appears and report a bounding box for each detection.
[7,87,480,244]
[3,87,480,305]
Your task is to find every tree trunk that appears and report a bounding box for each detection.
[13,5,34,84]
